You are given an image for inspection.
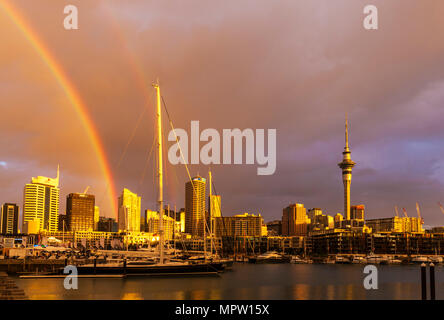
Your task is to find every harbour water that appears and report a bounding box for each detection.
[15,263,444,300]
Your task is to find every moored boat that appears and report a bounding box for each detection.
[248,251,290,264]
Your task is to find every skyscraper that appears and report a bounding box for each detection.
[66,193,95,231]
[338,117,356,221]
[185,176,206,237]
[209,195,221,218]
[282,203,310,236]
[23,167,60,232]
[118,188,141,232]
[1,203,19,234]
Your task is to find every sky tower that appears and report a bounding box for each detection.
[338,116,356,221]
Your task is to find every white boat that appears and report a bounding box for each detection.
[429,256,443,264]
[290,256,307,264]
[249,251,290,263]
[389,259,402,265]
[352,256,367,264]
[335,256,351,264]
[411,256,428,263]
[366,254,388,264]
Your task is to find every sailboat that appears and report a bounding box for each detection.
[202,169,234,269]
[23,82,225,278]
[77,82,226,276]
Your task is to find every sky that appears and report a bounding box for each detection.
[1,0,444,226]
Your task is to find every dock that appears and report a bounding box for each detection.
[19,274,124,279]
[0,272,27,300]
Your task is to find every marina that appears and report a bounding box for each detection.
[14,263,444,300]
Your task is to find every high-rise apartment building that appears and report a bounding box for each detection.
[1,203,19,234]
[23,167,60,232]
[118,188,141,232]
[66,193,95,231]
[185,176,206,237]
[366,216,424,233]
[215,213,264,237]
[282,203,310,236]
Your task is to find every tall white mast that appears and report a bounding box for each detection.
[153,81,164,265]
[204,188,207,260]
[209,169,213,256]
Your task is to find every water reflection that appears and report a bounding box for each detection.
[291,284,310,300]
[15,264,436,300]
[122,292,142,300]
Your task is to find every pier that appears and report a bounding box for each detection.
[0,272,27,300]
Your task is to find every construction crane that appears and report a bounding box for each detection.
[394,206,400,217]
[438,202,444,215]
[416,202,424,224]
[82,186,90,194]
[402,208,408,218]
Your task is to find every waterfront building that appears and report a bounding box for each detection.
[23,218,41,234]
[66,193,95,231]
[431,226,444,233]
[338,117,356,221]
[1,203,19,234]
[308,213,334,234]
[185,176,206,237]
[145,210,175,240]
[215,213,265,237]
[309,229,438,255]
[118,188,141,232]
[23,167,60,232]
[366,216,424,233]
[282,203,310,236]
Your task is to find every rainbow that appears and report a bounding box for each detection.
[1,1,118,218]
[100,3,180,204]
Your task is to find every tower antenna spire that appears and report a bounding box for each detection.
[338,114,355,222]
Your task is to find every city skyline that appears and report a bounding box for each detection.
[2,0,444,225]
